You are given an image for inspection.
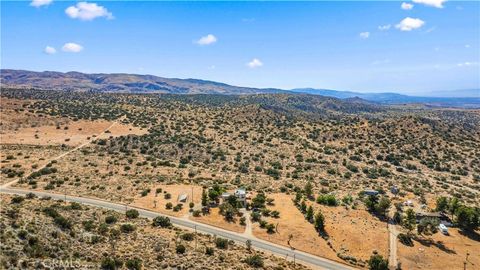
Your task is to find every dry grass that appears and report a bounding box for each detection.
[398,229,480,270]
[1,119,145,146]
[253,193,388,267]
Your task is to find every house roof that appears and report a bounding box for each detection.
[235,188,246,195]
[416,211,443,218]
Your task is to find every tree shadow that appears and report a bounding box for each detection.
[458,230,480,242]
[413,237,456,254]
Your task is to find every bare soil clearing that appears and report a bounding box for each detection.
[132,184,203,217]
[253,193,389,267]
[398,228,480,270]
[1,119,145,146]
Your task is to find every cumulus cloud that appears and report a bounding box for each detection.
[378,24,391,31]
[65,2,113,21]
[395,17,425,31]
[247,58,263,68]
[359,32,370,39]
[30,0,52,7]
[401,2,414,10]
[196,34,217,45]
[412,0,447,8]
[44,46,56,55]
[62,43,83,53]
[457,61,479,67]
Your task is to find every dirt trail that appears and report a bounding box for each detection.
[388,221,398,269]
[0,119,119,189]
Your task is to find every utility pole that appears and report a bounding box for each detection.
[64,187,67,204]
[194,225,197,250]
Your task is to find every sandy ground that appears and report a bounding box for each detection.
[1,119,146,146]
[398,228,480,270]
[132,184,246,233]
[192,207,246,233]
[0,145,65,185]
[132,184,203,217]
[253,193,389,267]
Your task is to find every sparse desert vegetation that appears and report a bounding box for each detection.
[1,88,479,269]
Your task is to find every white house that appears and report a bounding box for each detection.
[234,188,246,201]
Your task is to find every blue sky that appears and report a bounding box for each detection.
[1,1,479,94]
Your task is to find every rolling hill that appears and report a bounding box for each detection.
[1,69,478,108]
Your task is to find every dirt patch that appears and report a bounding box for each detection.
[1,119,145,146]
[132,184,203,218]
[252,193,337,261]
[398,228,480,270]
[191,207,246,234]
[253,193,388,267]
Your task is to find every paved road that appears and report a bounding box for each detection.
[1,188,354,270]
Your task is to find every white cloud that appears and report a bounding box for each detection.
[412,0,447,8]
[359,32,370,39]
[30,0,52,7]
[401,2,414,10]
[62,43,83,53]
[395,17,425,31]
[44,46,56,55]
[378,24,391,31]
[247,58,263,68]
[196,34,217,45]
[457,62,479,67]
[371,59,391,65]
[65,2,113,21]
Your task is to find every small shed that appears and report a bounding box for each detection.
[364,189,379,196]
[178,194,188,203]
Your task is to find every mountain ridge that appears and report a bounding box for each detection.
[1,69,478,108]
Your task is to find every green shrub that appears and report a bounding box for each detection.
[205,247,214,255]
[176,244,186,254]
[100,257,123,270]
[244,255,264,268]
[125,258,142,270]
[152,216,171,228]
[120,223,135,233]
[126,209,139,219]
[316,194,338,206]
[11,196,25,204]
[215,237,229,249]
[181,233,194,241]
[105,215,118,224]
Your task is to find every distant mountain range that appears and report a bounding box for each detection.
[0,69,285,95]
[1,69,479,108]
[291,88,480,108]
